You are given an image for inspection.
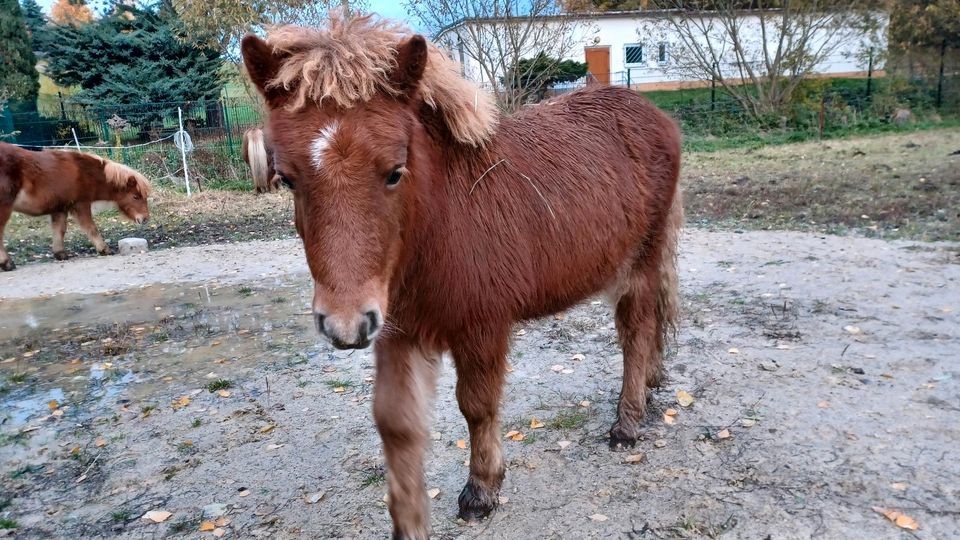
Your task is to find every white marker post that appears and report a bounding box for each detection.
[177,107,191,196]
[71,127,81,149]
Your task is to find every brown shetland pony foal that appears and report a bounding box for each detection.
[241,127,281,194]
[243,14,682,539]
[0,142,151,271]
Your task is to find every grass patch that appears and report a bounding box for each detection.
[238,286,254,297]
[361,471,385,487]
[168,517,200,534]
[10,464,43,479]
[8,372,28,384]
[205,379,233,393]
[548,410,588,431]
[190,418,202,428]
[110,509,131,522]
[271,296,288,304]
[0,518,18,529]
[324,379,354,390]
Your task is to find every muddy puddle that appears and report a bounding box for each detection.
[1,278,327,432]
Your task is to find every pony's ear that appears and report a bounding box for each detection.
[242,34,286,104]
[126,177,138,189]
[392,35,428,95]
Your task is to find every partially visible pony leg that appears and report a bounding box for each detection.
[0,202,14,271]
[50,211,68,261]
[71,203,111,255]
[373,338,440,540]
[452,327,510,521]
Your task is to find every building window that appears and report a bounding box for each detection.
[658,43,668,64]
[625,44,644,66]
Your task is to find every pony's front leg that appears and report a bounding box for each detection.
[50,212,68,260]
[452,329,510,521]
[71,204,111,255]
[0,202,14,271]
[372,338,439,540]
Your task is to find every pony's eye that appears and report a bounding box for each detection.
[386,168,404,187]
[133,195,141,200]
[279,174,295,190]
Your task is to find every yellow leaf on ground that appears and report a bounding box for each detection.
[589,514,608,522]
[624,453,645,463]
[427,488,441,499]
[95,438,107,448]
[818,401,830,409]
[654,439,667,448]
[217,390,231,398]
[456,439,467,449]
[504,431,524,441]
[333,387,346,393]
[663,414,675,425]
[199,521,216,531]
[259,424,276,433]
[142,510,172,523]
[676,390,695,408]
[172,396,191,410]
[530,418,545,429]
[665,408,678,417]
[48,400,60,410]
[728,348,740,355]
[214,517,230,527]
[872,507,919,530]
[716,429,731,440]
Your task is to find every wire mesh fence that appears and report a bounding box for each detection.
[1,70,956,193]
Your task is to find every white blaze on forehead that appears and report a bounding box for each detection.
[310,121,340,170]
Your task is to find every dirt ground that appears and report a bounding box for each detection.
[1,228,958,539]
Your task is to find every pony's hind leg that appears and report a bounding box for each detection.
[50,212,68,260]
[452,328,509,521]
[373,338,439,540]
[0,203,14,271]
[609,264,662,448]
[71,204,111,255]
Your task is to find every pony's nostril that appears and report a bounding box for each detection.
[314,313,327,336]
[365,310,380,335]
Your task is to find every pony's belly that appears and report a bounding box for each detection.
[11,191,46,216]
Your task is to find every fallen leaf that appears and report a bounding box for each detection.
[427,488,441,499]
[817,401,831,409]
[515,329,527,336]
[266,444,284,450]
[664,408,678,417]
[663,414,675,425]
[304,492,325,504]
[551,365,564,373]
[557,440,572,449]
[95,438,107,448]
[530,418,545,429]
[654,439,667,448]
[214,518,230,527]
[213,528,226,538]
[872,507,919,530]
[456,439,467,449]
[333,387,346,393]
[571,353,585,361]
[579,400,591,408]
[199,521,216,532]
[561,368,574,374]
[172,396,191,410]
[890,482,908,491]
[504,431,524,441]
[52,409,64,418]
[498,496,509,505]
[741,419,756,428]
[624,453,645,463]
[843,325,862,335]
[727,348,740,355]
[142,510,172,523]
[589,513,608,522]
[70,446,81,455]
[716,429,731,440]
[217,390,231,398]
[676,390,695,408]
[259,424,276,433]
[238,489,250,497]
[48,400,60,410]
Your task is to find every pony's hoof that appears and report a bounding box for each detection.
[0,260,15,272]
[98,248,112,256]
[457,479,498,521]
[53,251,69,261]
[609,423,639,450]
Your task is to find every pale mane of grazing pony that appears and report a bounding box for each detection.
[265,12,498,147]
[100,158,152,197]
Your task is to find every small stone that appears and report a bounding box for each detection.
[118,237,148,256]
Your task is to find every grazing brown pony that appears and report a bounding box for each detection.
[0,142,151,271]
[242,13,682,539]
[241,127,281,193]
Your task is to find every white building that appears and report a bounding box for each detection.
[436,9,886,92]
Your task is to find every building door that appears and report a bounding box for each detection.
[584,46,611,85]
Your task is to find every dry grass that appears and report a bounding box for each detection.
[683,127,960,241]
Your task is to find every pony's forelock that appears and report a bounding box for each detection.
[265,11,498,147]
[101,158,152,197]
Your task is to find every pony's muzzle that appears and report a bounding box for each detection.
[314,309,382,350]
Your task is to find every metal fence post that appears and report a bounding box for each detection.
[711,62,718,112]
[222,98,235,156]
[937,39,946,109]
[866,47,874,100]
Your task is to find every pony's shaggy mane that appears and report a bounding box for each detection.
[266,12,498,147]
[100,157,152,196]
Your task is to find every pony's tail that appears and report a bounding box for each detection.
[655,187,683,356]
[244,129,271,194]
